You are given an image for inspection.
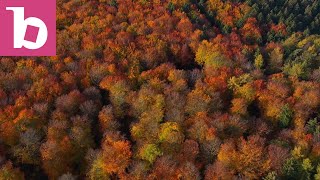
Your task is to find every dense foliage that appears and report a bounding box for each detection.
[1,0,320,179]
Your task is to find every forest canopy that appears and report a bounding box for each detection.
[1,0,320,179]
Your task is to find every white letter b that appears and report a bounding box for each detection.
[6,7,48,50]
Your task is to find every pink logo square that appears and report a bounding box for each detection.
[24,25,40,43]
[0,0,56,56]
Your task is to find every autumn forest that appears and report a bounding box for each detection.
[1,0,320,179]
